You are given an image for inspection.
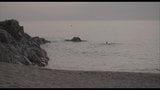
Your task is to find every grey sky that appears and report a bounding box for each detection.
[0,2,159,21]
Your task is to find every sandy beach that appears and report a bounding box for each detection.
[0,62,159,88]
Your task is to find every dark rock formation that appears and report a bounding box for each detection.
[65,37,87,42]
[32,37,50,45]
[0,19,50,67]
[0,29,15,44]
[71,37,82,42]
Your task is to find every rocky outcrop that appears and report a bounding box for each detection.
[71,37,82,42]
[0,19,50,67]
[65,37,87,42]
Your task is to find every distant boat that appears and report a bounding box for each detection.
[70,24,72,27]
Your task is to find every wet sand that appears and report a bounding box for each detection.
[0,62,159,88]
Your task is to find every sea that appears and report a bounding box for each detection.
[20,20,160,73]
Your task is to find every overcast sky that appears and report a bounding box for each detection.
[0,2,159,21]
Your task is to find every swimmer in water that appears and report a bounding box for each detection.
[106,41,111,45]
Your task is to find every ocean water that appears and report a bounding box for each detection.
[20,20,160,73]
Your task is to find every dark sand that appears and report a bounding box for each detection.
[0,62,159,88]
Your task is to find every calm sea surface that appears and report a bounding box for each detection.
[20,20,160,73]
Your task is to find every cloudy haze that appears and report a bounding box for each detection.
[0,2,159,21]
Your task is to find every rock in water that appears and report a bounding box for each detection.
[0,19,50,67]
[71,37,82,42]
[65,37,84,42]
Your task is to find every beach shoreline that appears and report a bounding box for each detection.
[0,62,159,88]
